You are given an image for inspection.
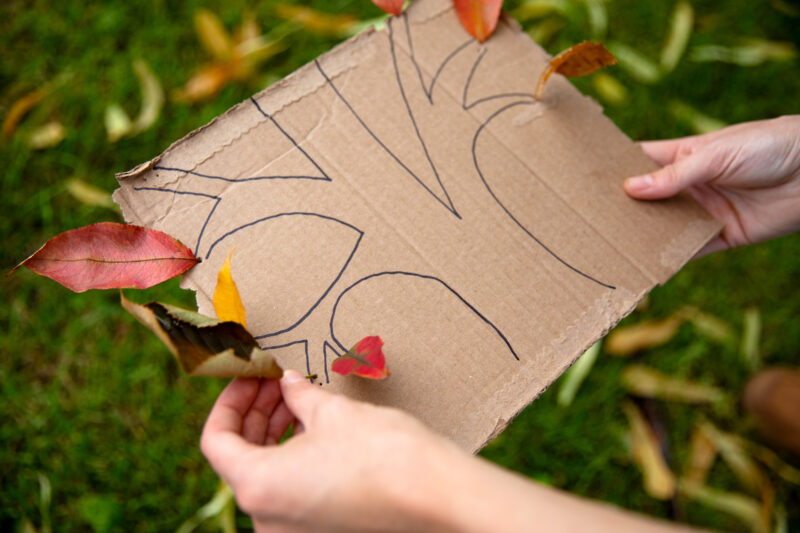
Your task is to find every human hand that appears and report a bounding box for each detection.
[200,371,463,533]
[624,115,800,256]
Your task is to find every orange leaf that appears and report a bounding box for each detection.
[371,0,404,16]
[3,89,46,138]
[173,63,232,103]
[535,41,617,99]
[331,336,390,379]
[453,0,503,43]
[10,222,199,292]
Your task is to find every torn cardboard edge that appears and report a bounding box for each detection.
[114,0,722,452]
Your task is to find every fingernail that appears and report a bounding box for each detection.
[282,370,305,384]
[625,174,654,193]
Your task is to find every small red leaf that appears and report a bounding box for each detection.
[453,0,503,43]
[10,222,199,292]
[371,0,404,16]
[331,335,390,379]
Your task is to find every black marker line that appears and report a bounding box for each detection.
[322,341,342,384]
[204,212,363,339]
[261,339,312,381]
[133,186,221,256]
[462,48,487,110]
[261,339,308,373]
[249,97,331,182]
[314,55,460,218]
[403,13,472,104]
[465,92,535,111]
[387,18,460,219]
[153,166,329,183]
[329,271,519,361]
[472,101,616,290]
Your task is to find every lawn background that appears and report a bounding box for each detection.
[2,0,798,531]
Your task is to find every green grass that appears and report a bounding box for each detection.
[2,0,799,531]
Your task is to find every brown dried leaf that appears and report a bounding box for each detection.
[121,293,282,378]
[535,41,617,99]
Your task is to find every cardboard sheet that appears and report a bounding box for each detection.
[114,0,721,451]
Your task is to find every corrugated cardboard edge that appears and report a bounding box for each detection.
[114,27,378,184]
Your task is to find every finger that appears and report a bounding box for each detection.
[280,370,330,427]
[624,143,725,200]
[638,138,693,166]
[201,378,262,482]
[265,400,295,445]
[242,379,283,444]
[692,235,728,259]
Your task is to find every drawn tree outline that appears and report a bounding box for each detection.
[127,12,617,382]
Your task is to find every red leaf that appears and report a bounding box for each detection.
[453,0,503,43]
[10,222,199,292]
[371,0,404,16]
[331,335,390,379]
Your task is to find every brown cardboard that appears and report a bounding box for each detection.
[114,0,721,452]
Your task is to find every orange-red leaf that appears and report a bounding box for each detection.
[453,0,503,43]
[535,41,617,99]
[11,222,199,292]
[371,0,404,16]
[331,336,390,379]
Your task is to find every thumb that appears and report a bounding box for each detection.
[624,143,722,200]
[280,369,330,427]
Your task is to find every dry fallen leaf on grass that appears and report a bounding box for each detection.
[64,179,118,211]
[605,315,683,356]
[10,222,198,292]
[274,4,362,37]
[535,41,616,99]
[623,401,676,500]
[3,89,46,138]
[174,9,287,103]
[620,364,727,405]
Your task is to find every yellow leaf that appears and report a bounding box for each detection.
[606,315,683,356]
[65,179,118,210]
[213,248,247,327]
[27,121,65,150]
[684,424,717,485]
[620,364,727,404]
[623,401,676,500]
[105,103,132,142]
[130,60,164,134]
[678,479,769,533]
[195,9,234,61]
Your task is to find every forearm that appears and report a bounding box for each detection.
[415,442,700,533]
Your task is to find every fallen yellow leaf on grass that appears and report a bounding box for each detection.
[623,401,676,500]
[606,315,683,356]
[620,364,727,405]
